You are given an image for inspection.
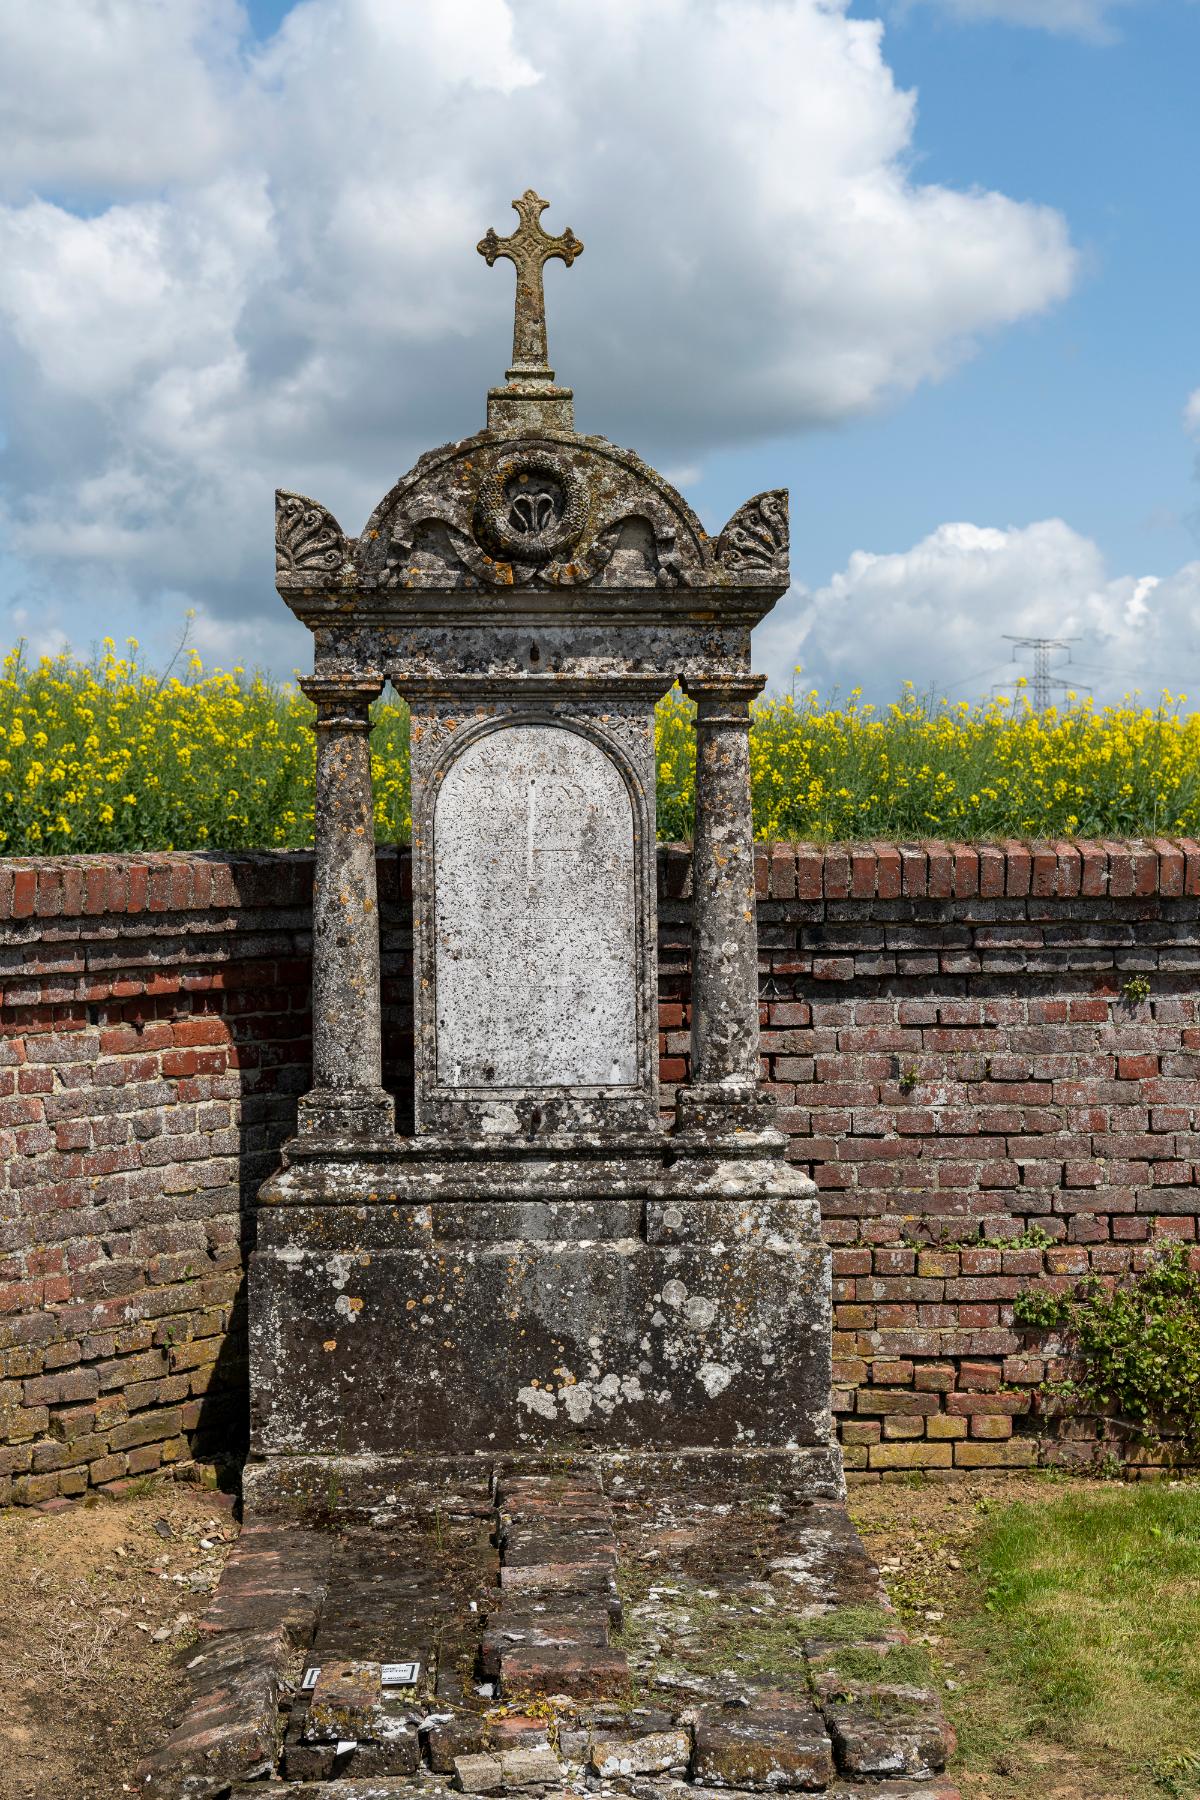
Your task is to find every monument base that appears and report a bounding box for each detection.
[242,1445,845,1514]
[248,1142,842,1503]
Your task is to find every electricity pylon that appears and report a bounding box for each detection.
[1001,636,1079,712]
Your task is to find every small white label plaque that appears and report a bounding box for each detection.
[382,1661,421,1687]
[301,1665,320,1690]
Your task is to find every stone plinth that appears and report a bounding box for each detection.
[247,1143,840,1501]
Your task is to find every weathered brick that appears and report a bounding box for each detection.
[869,1441,953,1469]
[926,1414,967,1440]
[954,1439,1038,1468]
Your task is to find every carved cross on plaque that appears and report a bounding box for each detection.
[477,189,583,381]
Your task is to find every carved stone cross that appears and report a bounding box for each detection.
[478,189,583,381]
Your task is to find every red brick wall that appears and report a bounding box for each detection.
[2,840,1198,1501]
[660,837,1200,1479]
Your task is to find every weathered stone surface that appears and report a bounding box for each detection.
[821,1684,952,1780]
[496,1743,567,1789]
[132,1662,280,1796]
[455,1751,505,1791]
[406,681,666,1139]
[234,1787,453,1799]
[477,189,582,396]
[589,1727,692,1776]
[196,1519,330,1642]
[679,1787,963,1800]
[133,1523,329,1796]
[344,1730,423,1776]
[692,1696,835,1791]
[425,1709,488,1770]
[295,677,394,1144]
[434,722,638,1089]
[823,1786,964,1799]
[250,1193,833,1461]
[481,1608,610,1677]
[498,1642,630,1699]
[676,675,777,1136]
[305,1658,384,1741]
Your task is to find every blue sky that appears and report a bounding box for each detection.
[0,0,1196,702]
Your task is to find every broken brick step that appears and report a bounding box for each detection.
[812,1668,954,1782]
[237,1786,964,1800]
[131,1522,332,1797]
[497,1642,631,1700]
[480,1607,610,1676]
[693,1695,835,1791]
[502,1537,618,1568]
[498,1557,619,1597]
[233,1786,462,1798]
[499,1503,615,1529]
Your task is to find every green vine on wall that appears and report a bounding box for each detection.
[1013,1246,1200,1460]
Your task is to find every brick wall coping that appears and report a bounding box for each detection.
[2,839,1199,923]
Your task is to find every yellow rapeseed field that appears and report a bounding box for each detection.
[2,644,1197,853]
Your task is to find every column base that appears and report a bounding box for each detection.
[295,1086,396,1142]
[487,381,574,432]
[674,1080,785,1139]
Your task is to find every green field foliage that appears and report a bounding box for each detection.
[2,643,1198,853]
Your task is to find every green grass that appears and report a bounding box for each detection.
[950,1483,1200,1795]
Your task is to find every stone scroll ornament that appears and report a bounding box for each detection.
[714,489,790,576]
[275,492,349,578]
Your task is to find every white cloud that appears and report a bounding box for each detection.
[755,519,1200,705]
[0,0,247,201]
[899,0,1141,39]
[1185,388,1200,436]
[0,0,1077,652]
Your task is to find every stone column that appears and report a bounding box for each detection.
[675,674,774,1135]
[295,677,395,1141]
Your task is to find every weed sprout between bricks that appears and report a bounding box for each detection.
[2,643,1199,853]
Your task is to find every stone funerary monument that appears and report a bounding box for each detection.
[136,194,962,1800]
[249,189,841,1505]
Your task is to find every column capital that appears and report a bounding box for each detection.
[299,675,384,730]
[681,674,766,714]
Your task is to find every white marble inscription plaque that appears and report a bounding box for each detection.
[434,724,637,1087]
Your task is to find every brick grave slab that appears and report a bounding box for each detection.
[135,1467,959,1798]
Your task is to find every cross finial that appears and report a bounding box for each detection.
[478,189,583,384]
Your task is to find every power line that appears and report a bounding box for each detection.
[937,660,1023,697]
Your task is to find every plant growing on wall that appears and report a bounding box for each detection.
[1013,1245,1200,1461]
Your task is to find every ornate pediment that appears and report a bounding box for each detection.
[276,433,789,610]
[357,432,706,594]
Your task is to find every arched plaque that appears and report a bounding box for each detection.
[433,723,638,1088]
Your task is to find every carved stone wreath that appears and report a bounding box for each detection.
[472,449,588,565]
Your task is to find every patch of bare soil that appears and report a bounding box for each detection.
[848,1474,1150,1800]
[0,1481,236,1800]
